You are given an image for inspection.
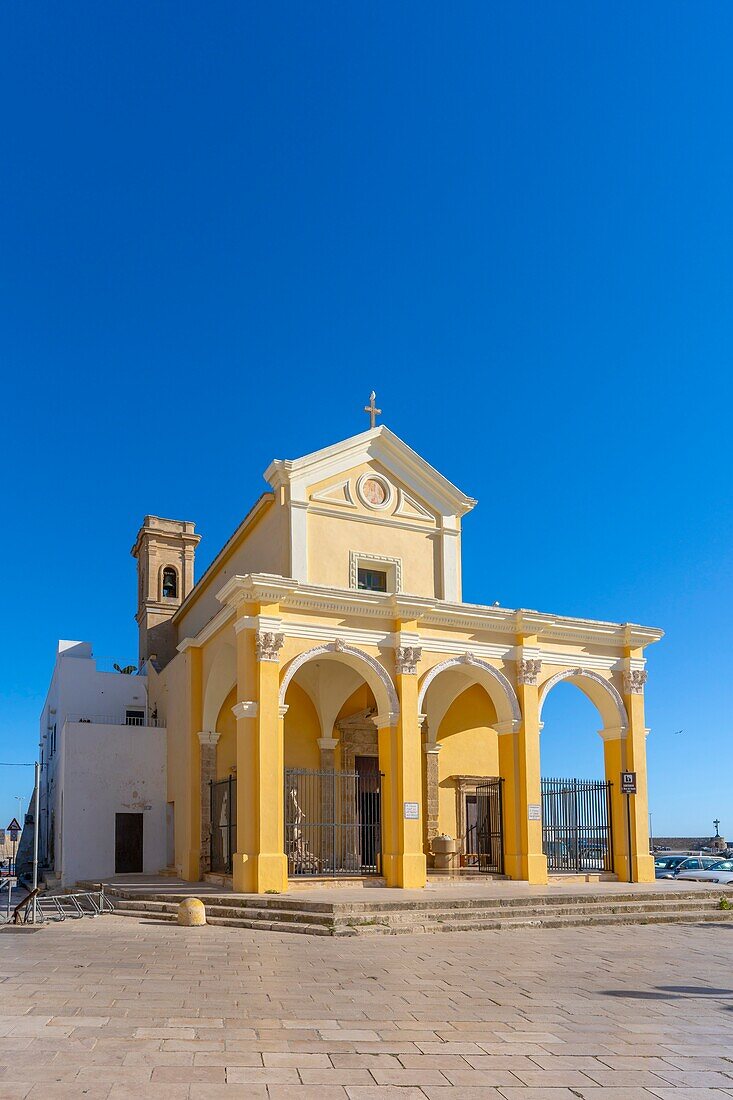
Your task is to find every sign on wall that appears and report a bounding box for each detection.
[528,804,541,821]
[403,802,419,820]
[621,772,637,794]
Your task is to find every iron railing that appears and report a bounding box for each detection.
[65,714,165,728]
[285,766,382,877]
[210,776,237,875]
[541,777,614,873]
[476,778,505,874]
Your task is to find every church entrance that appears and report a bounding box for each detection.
[284,765,382,877]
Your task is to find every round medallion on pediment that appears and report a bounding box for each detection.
[356,473,394,510]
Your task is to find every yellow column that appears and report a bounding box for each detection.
[620,662,654,882]
[184,646,203,881]
[232,606,288,894]
[512,653,548,884]
[380,640,427,888]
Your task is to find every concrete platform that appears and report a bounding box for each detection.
[77,874,733,936]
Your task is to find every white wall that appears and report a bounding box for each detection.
[61,721,167,885]
[38,641,165,884]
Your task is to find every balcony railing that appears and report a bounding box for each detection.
[65,714,165,728]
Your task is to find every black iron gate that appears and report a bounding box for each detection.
[476,778,504,874]
[541,777,613,873]
[285,766,381,876]
[210,776,236,875]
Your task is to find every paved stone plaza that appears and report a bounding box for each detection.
[2,916,733,1098]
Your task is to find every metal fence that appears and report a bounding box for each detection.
[285,767,382,877]
[210,776,237,875]
[476,778,505,874]
[541,777,614,873]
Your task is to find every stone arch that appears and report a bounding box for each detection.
[538,668,628,734]
[418,654,521,730]
[279,640,399,725]
[202,642,237,732]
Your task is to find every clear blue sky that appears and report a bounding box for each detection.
[2,3,732,837]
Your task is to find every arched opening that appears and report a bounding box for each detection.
[538,670,628,876]
[419,657,519,875]
[279,643,398,879]
[161,566,178,599]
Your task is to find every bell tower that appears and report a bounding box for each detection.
[131,515,201,665]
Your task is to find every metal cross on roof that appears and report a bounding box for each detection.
[364,391,381,429]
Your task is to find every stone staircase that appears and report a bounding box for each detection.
[92,884,733,937]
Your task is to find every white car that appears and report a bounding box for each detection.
[676,858,733,884]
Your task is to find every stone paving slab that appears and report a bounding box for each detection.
[1,915,733,1095]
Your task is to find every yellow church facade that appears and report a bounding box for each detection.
[133,420,662,893]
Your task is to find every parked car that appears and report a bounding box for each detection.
[655,855,722,880]
[676,858,733,884]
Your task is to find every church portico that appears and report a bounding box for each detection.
[133,407,662,894]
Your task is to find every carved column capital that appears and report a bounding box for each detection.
[255,630,284,662]
[197,730,221,746]
[395,646,422,675]
[517,658,542,686]
[623,669,648,695]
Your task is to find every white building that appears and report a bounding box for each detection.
[39,641,168,887]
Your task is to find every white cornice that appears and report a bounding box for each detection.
[263,425,477,517]
[185,574,663,655]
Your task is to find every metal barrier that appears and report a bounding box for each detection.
[0,879,11,924]
[11,887,114,924]
[541,776,614,873]
[285,766,382,877]
[476,778,505,874]
[210,776,237,875]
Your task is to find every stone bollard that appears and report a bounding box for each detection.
[177,897,206,926]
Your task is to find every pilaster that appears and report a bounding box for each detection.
[183,646,204,880]
[384,624,426,888]
[197,731,221,873]
[510,640,548,884]
[232,603,288,893]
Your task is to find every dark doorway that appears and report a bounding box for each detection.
[476,778,504,874]
[355,756,381,872]
[464,794,479,866]
[115,812,143,873]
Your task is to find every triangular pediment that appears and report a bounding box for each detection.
[264,426,476,518]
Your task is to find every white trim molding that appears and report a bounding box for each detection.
[538,667,628,733]
[197,730,221,746]
[232,701,258,720]
[278,639,400,723]
[355,472,395,511]
[417,654,522,726]
[348,551,403,594]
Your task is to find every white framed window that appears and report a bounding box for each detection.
[349,551,402,594]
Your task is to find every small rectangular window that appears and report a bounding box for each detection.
[358,568,387,593]
[125,709,146,726]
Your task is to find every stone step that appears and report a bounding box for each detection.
[108,892,733,937]
[110,902,733,937]
[99,885,733,917]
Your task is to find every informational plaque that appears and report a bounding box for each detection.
[621,771,637,794]
[403,802,420,820]
[528,803,541,821]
